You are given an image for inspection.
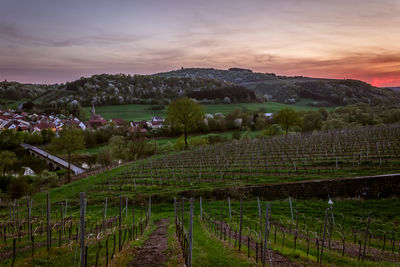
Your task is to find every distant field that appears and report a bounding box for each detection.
[89,100,335,121]
[0,98,22,109]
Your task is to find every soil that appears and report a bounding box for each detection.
[128,218,169,267]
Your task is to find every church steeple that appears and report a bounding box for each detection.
[91,104,96,118]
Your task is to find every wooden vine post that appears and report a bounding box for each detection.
[148,195,151,219]
[262,203,269,267]
[239,199,243,252]
[46,192,51,250]
[258,197,262,233]
[220,200,223,240]
[174,197,177,224]
[80,192,86,267]
[132,201,135,240]
[362,213,371,262]
[289,197,294,224]
[228,197,232,220]
[200,197,202,220]
[319,208,329,266]
[188,197,194,267]
[27,197,31,240]
[181,197,184,241]
[119,195,122,251]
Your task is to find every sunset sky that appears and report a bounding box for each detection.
[1,0,399,86]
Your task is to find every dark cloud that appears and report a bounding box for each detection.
[0,21,148,47]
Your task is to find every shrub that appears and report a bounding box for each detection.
[207,134,228,144]
[232,130,242,140]
[189,136,208,147]
[173,135,186,150]
[0,175,12,192]
[8,178,32,198]
[262,124,283,136]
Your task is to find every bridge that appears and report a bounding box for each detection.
[21,143,86,175]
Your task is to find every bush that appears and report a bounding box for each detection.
[0,175,12,192]
[159,141,174,153]
[232,130,242,140]
[262,124,283,136]
[173,135,186,150]
[8,178,32,198]
[207,134,228,144]
[322,119,348,130]
[32,170,59,189]
[189,136,208,147]
[146,104,165,110]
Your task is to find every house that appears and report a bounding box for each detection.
[36,121,56,132]
[0,108,87,133]
[130,120,147,128]
[264,113,273,118]
[87,120,107,128]
[150,120,163,129]
[111,118,125,127]
[152,116,163,123]
[128,126,148,134]
[149,116,164,129]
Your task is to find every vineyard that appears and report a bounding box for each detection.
[0,194,151,266]
[1,124,400,266]
[92,124,400,198]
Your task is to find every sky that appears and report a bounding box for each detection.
[0,0,399,87]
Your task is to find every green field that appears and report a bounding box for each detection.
[0,98,24,109]
[88,100,335,121]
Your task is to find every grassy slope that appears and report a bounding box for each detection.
[87,100,335,121]
[155,129,262,146]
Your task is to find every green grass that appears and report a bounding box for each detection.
[78,145,107,154]
[88,100,335,121]
[155,129,263,146]
[192,219,254,266]
[0,98,24,109]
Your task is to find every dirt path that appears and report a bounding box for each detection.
[128,218,169,267]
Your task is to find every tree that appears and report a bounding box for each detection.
[0,130,24,149]
[381,109,400,123]
[0,150,17,175]
[274,108,301,135]
[109,136,127,160]
[49,127,85,183]
[97,147,113,167]
[41,129,55,144]
[166,97,204,148]
[322,118,347,130]
[302,111,323,132]
[97,147,113,184]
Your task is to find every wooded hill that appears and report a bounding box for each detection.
[1,74,254,109]
[1,69,399,109]
[156,68,400,106]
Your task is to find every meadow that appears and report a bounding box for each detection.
[88,99,334,121]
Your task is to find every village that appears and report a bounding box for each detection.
[0,105,164,134]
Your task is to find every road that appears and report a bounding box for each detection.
[21,143,85,175]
